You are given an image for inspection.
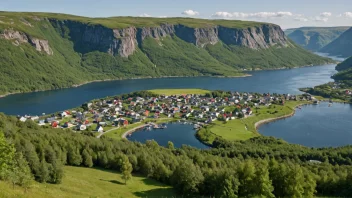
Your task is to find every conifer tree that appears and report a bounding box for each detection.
[120,155,133,184]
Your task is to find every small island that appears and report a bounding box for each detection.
[18,89,316,146]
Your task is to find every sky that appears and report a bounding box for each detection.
[1,0,352,29]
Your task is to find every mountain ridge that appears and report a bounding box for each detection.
[320,27,352,58]
[285,26,350,51]
[0,11,331,95]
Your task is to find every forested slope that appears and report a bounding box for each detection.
[0,11,331,95]
[1,112,352,197]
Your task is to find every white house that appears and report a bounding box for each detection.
[19,117,27,122]
[59,111,68,117]
[96,126,104,133]
[80,124,87,131]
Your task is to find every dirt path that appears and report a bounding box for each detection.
[97,127,119,138]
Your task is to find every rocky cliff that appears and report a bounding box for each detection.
[50,19,289,57]
[0,12,331,95]
[0,29,53,55]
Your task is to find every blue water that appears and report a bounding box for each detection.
[259,102,352,147]
[0,64,337,115]
[127,122,208,149]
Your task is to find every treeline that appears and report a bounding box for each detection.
[1,113,352,197]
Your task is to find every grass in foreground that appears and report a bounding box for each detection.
[0,166,176,198]
[149,89,210,95]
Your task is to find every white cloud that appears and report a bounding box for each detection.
[211,11,293,19]
[320,12,332,17]
[294,17,309,22]
[313,16,329,22]
[211,12,234,18]
[182,10,199,16]
[158,16,168,18]
[139,13,151,17]
[340,12,352,18]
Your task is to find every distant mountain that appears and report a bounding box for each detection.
[333,57,352,81]
[285,27,350,51]
[0,11,331,95]
[320,28,352,58]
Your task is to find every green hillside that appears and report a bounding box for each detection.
[0,166,175,198]
[0,11,331,95]
[286,26,350,51]
[320,27,352,57]
[1,100,352,197]
[333,57,352,81]
[302,57,352,102]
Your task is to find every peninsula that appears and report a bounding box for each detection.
[18,89,313,146]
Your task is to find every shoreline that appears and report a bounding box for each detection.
[254,104,307,130]
[121,124,149,139]
[0,74,250,99]
[0,62,336,99]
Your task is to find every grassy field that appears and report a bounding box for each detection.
[0,166,176,198]
[199,101,308,144]
[0,11,265,30]
[149,89,210,95]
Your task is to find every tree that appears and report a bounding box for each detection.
[82,149,93,168]
[8,153,33,192]
[36,160,49,183]
[171,158,204,195]
[167,141,175,150]
[238,160,256,197]
[0,131,15,179]
[252,160,274,198]
[284,164,305,198]
[120,155,132,184]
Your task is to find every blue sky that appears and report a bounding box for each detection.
[1,0,352,28]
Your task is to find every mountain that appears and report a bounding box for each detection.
[0,12,331,95]
[285,27,350,51]
[320,27,352,57]
[333,57,352,81]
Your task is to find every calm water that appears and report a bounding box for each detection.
[127,122,208,149]
[0,64,337,115]
[259,102,352,147]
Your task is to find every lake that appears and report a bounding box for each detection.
[259,102,352,148]
[127,122,208,149]
[0,64,337,115]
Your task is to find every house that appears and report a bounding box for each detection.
[63,122,71,128]
[59,111,68,117]
[201,106,210,112]
[38,120,45,125]
[96,125,104,133]
[19,116,27,122]
[45,117,55,123]
[99,122,107,126]
[52,121,59,128]
[30,116,39,121]
[77,124,87,131]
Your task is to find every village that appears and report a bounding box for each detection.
[17,91,318,135]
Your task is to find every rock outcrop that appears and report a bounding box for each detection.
[0,29,53,55]
[49,19,289,58]
[218,24,288,49]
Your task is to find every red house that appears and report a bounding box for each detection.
[51,121,58,128]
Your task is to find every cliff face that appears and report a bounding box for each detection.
[50,20,289,57]
[218,24,288,49]
[0,29,53,55]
